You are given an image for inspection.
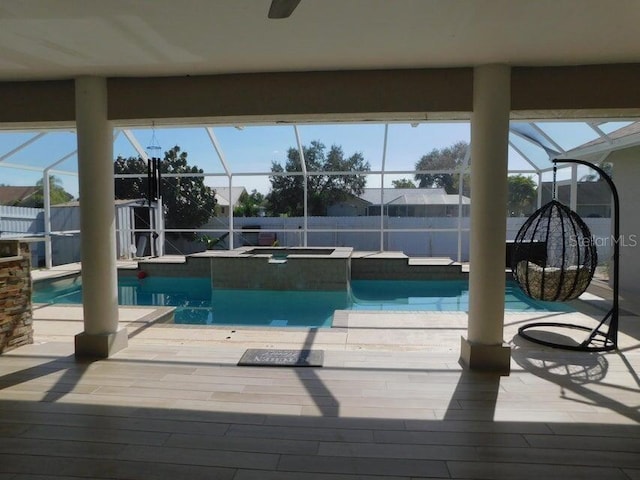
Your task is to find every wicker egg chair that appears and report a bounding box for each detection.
[511,200,597,302]
[513,159,620,352]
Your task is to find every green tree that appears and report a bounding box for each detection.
[266,141,370,216]
[113,146,217,235]
[413,141,538,213]
[234,189,265,217]
[507,174,537,217]
[30,176,74,207]
[392,178,416,188]
[114,156,147,199]
[414,141,468,193]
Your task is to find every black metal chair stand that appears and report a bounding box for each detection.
[517,159,620,352]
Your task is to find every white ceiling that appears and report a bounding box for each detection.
[0,0,639,81]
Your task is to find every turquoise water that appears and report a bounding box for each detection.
[33,276,573,327]
[350,280,573,313]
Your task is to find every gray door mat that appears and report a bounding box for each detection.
[237,349,324,367]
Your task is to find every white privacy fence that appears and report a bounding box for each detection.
[0,205,82,266]
[0,205,43,236]
[0,204,614,266]
[171,215,613,264]
[0,205,45,265]
[229,216,471,259]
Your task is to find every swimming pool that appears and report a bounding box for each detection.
[33,276,573,327]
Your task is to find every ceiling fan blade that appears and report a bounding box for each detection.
[268,0,302,19]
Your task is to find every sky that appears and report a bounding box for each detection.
[0,121,628,199]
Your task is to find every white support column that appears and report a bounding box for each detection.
[380,124,389,251]
[204,127,234,249]
[228,175,234,249]
[537,172,543,209]
[43,150,78,269]
[42,171,52,269]
[457,145,471,263]
[294,126,308,247]
[460,65,511,374]
[74,76,127,358]
[457,172,464,263]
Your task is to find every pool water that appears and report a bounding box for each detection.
[350,280,573,313]
[33,276,573,327]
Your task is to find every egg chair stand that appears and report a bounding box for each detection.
[517,159,620,352]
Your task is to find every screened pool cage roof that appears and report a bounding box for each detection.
[0,120,638,187]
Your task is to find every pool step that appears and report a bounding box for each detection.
[352,256,465,280]
[131,251,467,283]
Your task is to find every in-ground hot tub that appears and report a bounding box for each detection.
[210,246,353,290]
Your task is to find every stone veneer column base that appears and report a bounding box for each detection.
[459,336,511,375]
[0,241,33,354]
[75,328,128,359]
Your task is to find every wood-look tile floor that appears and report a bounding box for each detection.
[1,303,639,479]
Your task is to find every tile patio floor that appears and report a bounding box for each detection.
[1,283,639,479]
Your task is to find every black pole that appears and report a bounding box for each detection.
[151,158,160,257]
[553,158,619,348]
[153,158,159,201]
[147,159,153,205]
[155,157,162,199]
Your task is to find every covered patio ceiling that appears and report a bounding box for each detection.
[0,0,639,81]
[0,1,638,133]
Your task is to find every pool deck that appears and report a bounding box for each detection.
[6,260,639,479]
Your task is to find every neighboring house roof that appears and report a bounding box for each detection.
[331,196,370,207]
[386,192,470,206]
[53,199,147,208]
[570,121,640,151]
[0,186,39,206]
[214,187,247,207]
[359,188,470,206]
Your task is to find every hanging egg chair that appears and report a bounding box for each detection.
[514,159,620,352]
[511,199,597,301]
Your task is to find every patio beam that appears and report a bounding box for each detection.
[122,129,150,161]
[0,132,47,163]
